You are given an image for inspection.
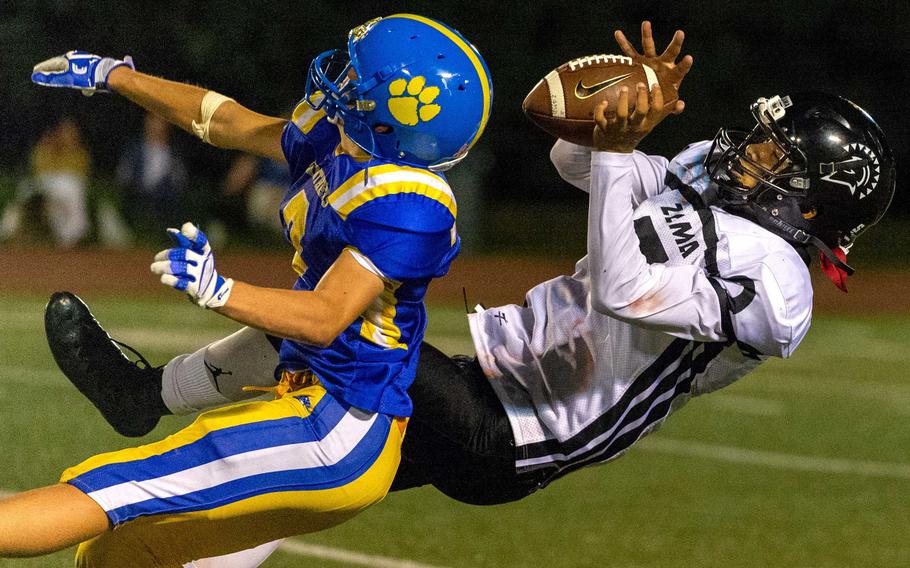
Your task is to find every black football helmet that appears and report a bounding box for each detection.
[706,92,896,274]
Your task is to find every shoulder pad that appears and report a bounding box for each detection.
[329,164,455,230]
[726,247,813,358]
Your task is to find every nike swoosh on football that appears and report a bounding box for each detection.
[574,73,633,99]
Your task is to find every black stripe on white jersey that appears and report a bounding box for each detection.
[524,342,725,486]
[665,171,762,358]
[633,216,671,263]
[708,278,737,341]
[543,342,726,484]
[664,171,719,274]
[516,339,722,470]
[516,338,691,462]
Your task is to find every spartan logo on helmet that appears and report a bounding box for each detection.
[820,143,880,200]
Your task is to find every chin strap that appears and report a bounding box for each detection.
[746,202,855,290]
[711,186,857,292]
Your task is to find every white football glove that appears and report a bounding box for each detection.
[150,222,234,309]
[31,51,134,96]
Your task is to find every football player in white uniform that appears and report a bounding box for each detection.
[43,22,894,566]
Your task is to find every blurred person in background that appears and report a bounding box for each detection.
[220,152,290,238]
[117,112,188,234]
[0,117,90,247]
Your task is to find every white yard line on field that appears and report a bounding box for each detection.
[278,540,452,568]
[642,438,910,479]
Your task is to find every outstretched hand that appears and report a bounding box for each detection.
[614,21,692,115]
[31,51,134,96]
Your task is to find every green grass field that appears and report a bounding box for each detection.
[1,294,909,567]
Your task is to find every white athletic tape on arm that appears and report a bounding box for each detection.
[191,91,235,144]
[544,71,566,118]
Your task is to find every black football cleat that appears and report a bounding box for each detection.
[45,291,170,437]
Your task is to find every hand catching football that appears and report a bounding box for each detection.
[522,21,692,147]
[593,83,667,153]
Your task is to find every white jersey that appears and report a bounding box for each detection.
[468,140,812,485]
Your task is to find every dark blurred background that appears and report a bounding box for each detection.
[1,0,907,259]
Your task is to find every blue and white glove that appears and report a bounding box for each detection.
[150,222,234,309]
[31,51,135,96]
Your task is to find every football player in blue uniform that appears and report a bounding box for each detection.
[0,14,492,566]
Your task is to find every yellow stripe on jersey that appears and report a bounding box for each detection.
[291,95,327,134]
[359,279,407,350]
[338,181,456,220]
[281,190,310,275]
[389,14,492,149]
[327,164,447,204]
[327,164,455,220]
[60,387,329,482]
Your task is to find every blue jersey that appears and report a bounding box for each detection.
[276,100,460,417]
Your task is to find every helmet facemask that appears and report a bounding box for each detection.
[305,48,383,129]
[708,96,814,200]
[306,50,357,120]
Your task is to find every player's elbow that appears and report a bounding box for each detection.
[286,326,336,349]
[591,283,663,320]
[589,274,640,316]
[590,293,629,318]
[286,307,348,348]
[308,333,336,349]
[549,141,583,183]
[590,264,669,319]
[549,142,567,175]
[300,320,344,348]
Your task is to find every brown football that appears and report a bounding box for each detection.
[522,54,678,146]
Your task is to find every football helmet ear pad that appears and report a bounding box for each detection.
[707,92,896,275]
[304,14,493,171]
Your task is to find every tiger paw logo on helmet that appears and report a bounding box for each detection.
[304,14,492,169]
[388,76,441,126]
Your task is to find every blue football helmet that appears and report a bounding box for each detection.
[304,14,493,171]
